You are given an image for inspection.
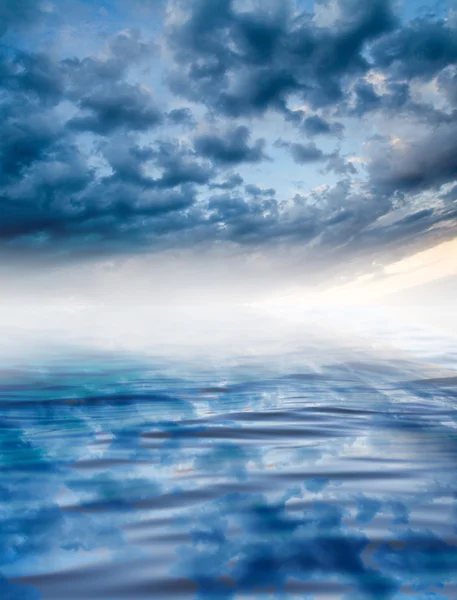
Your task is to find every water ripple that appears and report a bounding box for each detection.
[1,339,457,600]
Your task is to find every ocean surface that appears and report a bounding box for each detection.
[1,305,457,599]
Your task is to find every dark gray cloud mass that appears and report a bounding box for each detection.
[301,115,345,138]
[275,139,327,164]
[0,0,456,277]
[166,0,397,115]
[166,107,196,127]
[194,126,268,165]
[67,83,163,135]
[0,0,46,37]
[368,123,457,194]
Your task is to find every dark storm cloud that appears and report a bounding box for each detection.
[0,116,62,184]
[275,139,326,164]
[367,122,457,194]
[0,89,210,259]
[62,32,160,135]
[351,81,382,115]
[371,17,457,81]
[0,24,201,258]
[166,0,398,117]
[0,49,65,104]
[98,137,215,191]
[194,126,268,165]
[207,190,279,243]
[244,184,276,198]
[209,173,244,190]
[0,166,198,250]
[106,27,156,63]
[166,107,196,126]
[152,140,214,188]
[301,115,344,138]
[67,83,163,134]
[0,0,45,37]
[289,142,326,164]
[325,152,358,176]
[0,31,160,115]
[350,79,417,117]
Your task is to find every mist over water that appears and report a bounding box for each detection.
[1,305,457,600]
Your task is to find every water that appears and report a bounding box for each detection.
[1,307,457,599]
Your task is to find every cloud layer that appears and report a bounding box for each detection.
[0,0,457,282]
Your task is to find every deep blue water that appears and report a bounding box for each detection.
[1,309,457,600]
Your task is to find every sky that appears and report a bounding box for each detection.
[1,0,457,306]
